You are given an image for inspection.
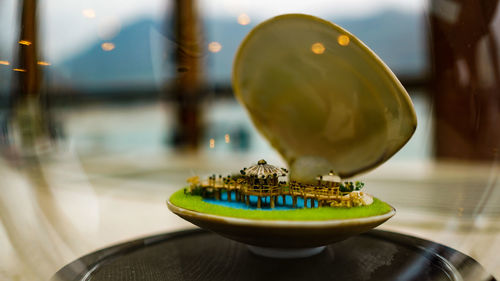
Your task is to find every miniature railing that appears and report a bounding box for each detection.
[190,175,355,209]
[242,184,282,195]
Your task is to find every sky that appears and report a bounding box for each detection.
[0,0,426,64]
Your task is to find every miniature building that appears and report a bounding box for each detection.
[241,159,287,186]
[239,159,287,208]
[318,173,341,188]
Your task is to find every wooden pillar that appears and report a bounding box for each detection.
[429,0,500,161]
[245,195,249,206]
[270,196,275,208]
[257,197,262,209]
[10,0,58,152]
[169,0,205,150]
[292,196,297,208]
[227,190,231,202]
[13,0,40,99]
[282,195,286,205]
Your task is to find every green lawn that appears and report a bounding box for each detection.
[169,189,393,221]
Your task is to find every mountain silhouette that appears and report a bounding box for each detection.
[54,9,426,92]
[57,19,162,91]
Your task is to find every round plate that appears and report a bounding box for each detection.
[167,200,395,248]
[52,229,496,281]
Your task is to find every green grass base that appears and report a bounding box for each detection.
[169,188,393,221]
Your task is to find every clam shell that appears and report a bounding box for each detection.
[232,14,417,180]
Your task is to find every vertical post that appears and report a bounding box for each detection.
[14,0,40,98]
[10,0,54,152]
[169,0,205,150]
[429,0,500,160]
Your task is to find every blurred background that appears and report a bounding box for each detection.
[0,0,499,280]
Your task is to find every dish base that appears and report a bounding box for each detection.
[167,201,396,248]
[247,245,326,258]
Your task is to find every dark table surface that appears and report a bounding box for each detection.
[52,229,496,281]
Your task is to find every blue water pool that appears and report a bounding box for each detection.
[203,191,317,210]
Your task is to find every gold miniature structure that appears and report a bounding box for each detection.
[239,159,287,208]
[187,159,367,209]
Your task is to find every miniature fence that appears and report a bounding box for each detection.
[189,175,352,209]
[284,182,349,208]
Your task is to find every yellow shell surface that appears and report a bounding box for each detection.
[232,14,417,181]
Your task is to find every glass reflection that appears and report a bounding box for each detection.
[0,0,498,280]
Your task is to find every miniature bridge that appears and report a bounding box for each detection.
[193,177,349,209]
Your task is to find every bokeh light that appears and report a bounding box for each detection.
[337,35,350,46]
[237,14,251,25]
[82,9,96,19]
[311,42,325,54]
[18,40,31,46]
[101,42,115,51]
[208,41,222,53]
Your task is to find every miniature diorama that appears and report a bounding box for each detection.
[168,13,417,258]
[182,159,373,210]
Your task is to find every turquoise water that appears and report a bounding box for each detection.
[203,191,318,210]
